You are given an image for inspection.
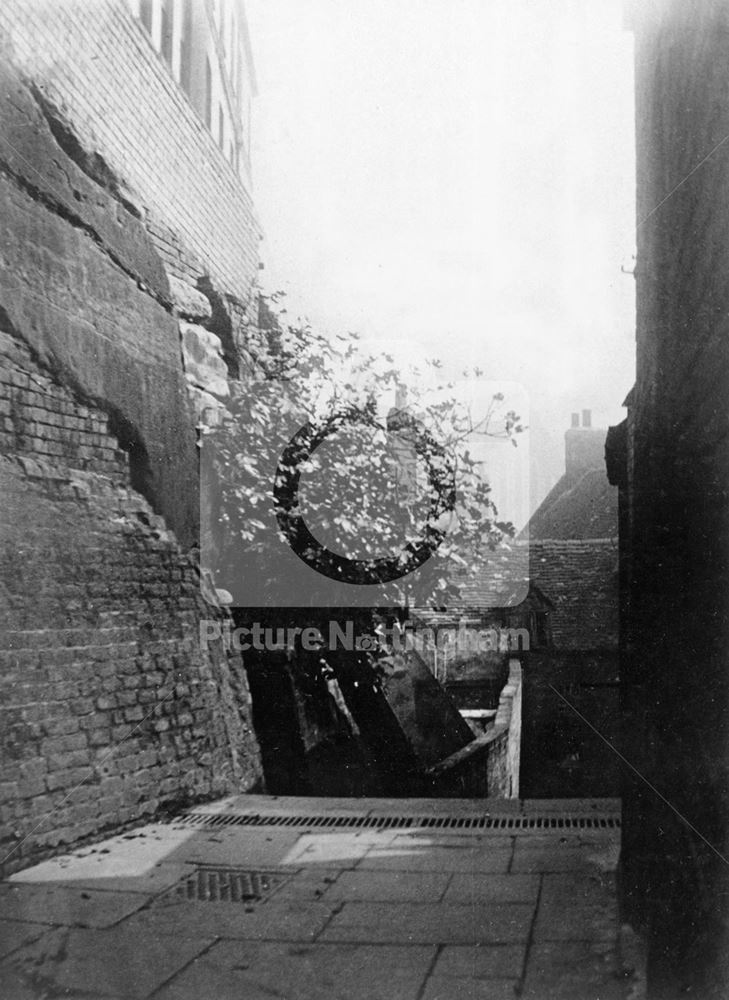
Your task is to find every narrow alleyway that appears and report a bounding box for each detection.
[0,796,642,1000]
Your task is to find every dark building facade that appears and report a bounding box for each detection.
[613,1,729,995]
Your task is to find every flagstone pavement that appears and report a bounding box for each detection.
[0,796,645,1000]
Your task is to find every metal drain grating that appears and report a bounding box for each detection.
[159,867,286,904]
[171,811,620,832]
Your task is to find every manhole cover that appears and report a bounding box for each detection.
[159,867,287,904]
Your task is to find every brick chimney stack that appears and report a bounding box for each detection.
[565,409,605,480]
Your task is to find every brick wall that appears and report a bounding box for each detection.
[0,344,129,481]
[0,333,261,874]
[518,539,620,799]
[621,1,729,995]
[0,57,262,874]
[0,57,202,543]
[0,0,261,305]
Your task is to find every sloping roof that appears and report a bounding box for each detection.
[525,468,618,540]
[530,539,618,649]
[412,538,618,650]
[412,541,531,625]
[455,542,530,610]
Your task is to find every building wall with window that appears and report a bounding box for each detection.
[0,0,261,304]
[130,0,255,186]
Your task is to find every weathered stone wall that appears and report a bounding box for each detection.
[623,1,729,995]
[0,59,198,543]
[0,60,262,873]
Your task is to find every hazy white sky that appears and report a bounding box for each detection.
[245,0,635,506]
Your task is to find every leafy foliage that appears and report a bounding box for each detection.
[204,296,524,610]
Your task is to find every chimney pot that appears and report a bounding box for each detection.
[564,408,603,478]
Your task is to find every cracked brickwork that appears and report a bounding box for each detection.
[0,58,198,543]
[0,334,262,875]
[0,54,263,873]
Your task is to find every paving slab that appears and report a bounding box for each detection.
[519,799,621,814]
[322,869,450,903]
[155,940,436,1000]
[1,924,214,998]
[443,873,539,904]
[390,833,514,850]
[0,919,49,960]
[166,826,305,868]
[0,796,631,999]
[10,824,195,871]
[509,833,618,848]
[268,868,344,902]
[583,840,621,872]
[521,939,627,999]
[9,860,195,896]
[0,883,146,928]
[122,896,337,942]
[421,977,519,1000]
[0,962,41,1000]
[319,901,534,944]
[33,995,127,1000]
[344,797,523,815]
[357,844,512,873]
[216,795,385,814]
[533,873,619,942]
[511,842,618,874]
[282,830,396,866]
[8,824,198,893]
[432,943,526,979]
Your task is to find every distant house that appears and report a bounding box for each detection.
[414,409,621,797]
[524,409,618,541]
[406,409,620,799]
[519,539,619,798]
[517,411,620,798]
[528,539,618,649]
